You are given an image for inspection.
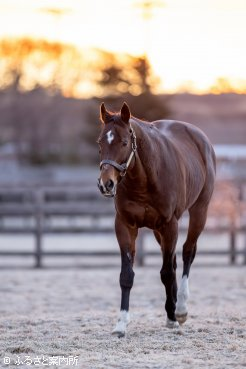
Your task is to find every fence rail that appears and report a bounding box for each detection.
[0,180,245,267]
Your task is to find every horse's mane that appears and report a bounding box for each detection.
[130,116,150,125]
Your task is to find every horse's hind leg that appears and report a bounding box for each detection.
[175,201,209,324]
[157,216,179,328]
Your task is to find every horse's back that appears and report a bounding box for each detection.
[153,119,216,171]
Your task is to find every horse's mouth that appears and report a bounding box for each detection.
[103,192,115,198]
[103,186,117,198]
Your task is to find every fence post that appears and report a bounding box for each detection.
[34,189,43,268]
[243,232,246,265]
[136,229,145,266]
[229,225,236,265]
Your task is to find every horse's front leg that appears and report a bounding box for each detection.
[112,215,137,337]
[159,216,179,328]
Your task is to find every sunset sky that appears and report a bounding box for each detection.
[0,0,246,94]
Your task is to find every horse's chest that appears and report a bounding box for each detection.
[142,205,163,228]
[117,200,164,229]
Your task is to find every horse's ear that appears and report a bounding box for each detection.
[100,102,108,123]
[120,102,131,124]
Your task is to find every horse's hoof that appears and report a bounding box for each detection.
[112,329,125,338]
[176,313,188,325]
[166,318,179,329]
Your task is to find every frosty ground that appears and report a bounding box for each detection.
[0,264,245,369]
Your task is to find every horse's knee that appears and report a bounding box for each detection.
[160,268,176,286]
[120,250,135,289]
[120,268,135,289]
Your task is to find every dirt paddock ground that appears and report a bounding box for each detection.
[0,265,245,369]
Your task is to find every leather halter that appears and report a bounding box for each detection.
[100,126,137,177]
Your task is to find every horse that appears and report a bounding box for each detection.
[97,102,216,337]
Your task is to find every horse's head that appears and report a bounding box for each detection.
[97,102,137,197]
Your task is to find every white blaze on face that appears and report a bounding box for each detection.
[106,130,114,144]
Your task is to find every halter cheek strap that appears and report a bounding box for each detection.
[100,126,137,177]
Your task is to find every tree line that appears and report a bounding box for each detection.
[0,37,169,164]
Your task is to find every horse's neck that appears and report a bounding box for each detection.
[128,118,157,183]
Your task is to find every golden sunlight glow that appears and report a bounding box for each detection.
[0,0,246,95]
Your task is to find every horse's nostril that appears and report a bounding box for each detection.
[97,179,105,194]
[105,179,114,191]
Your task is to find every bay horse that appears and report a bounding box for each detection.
[97,102,216,337]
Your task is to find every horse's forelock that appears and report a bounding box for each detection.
[104,113,125,126]
[112,114,123,125]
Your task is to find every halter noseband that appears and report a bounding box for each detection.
[100,126,137,177]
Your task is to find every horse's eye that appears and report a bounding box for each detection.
[122,140,128,147]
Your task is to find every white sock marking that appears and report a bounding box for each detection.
[107,130,114,144]
[112,310,130,335]
[176,276,189,316]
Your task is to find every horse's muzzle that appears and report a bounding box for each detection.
[97,178,117,198]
